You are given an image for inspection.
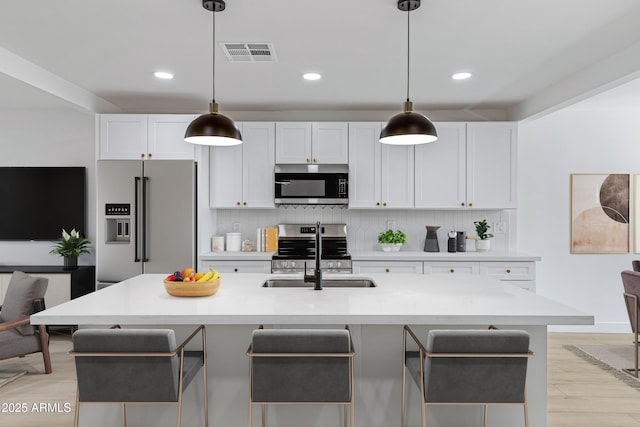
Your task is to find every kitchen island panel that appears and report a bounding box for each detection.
[32,273,590,427]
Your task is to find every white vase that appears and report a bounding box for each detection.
[381,243,403,252]
[476,239,491,252]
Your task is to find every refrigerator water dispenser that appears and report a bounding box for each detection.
[105,203,131,243]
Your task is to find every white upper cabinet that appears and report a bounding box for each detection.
[275,122,311,164]
[348,122,414,208]
[415,122,516,209]
[348,123,380,208]
[275,122,348,164]
[415,123,466,208]
[210,122,275,208]
[99,114,196,160]
[311,122,349,163]
[99,115,147,160]
[466,122,517,209]
[381,143,414,208]
[147,115,198,160]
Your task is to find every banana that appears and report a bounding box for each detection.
[196,268,219,282]
[197,270,214,282]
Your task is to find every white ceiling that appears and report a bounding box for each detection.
[1,0,640,119]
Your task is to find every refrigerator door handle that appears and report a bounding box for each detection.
[134,176,141,263]
[142,176,149,262]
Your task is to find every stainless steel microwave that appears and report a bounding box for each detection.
[274,164,348,205]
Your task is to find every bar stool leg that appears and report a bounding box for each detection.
[483,404,488,427]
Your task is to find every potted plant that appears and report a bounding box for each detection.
[377,229,407,252]
[50,228,91,270]
[473,220,494,252]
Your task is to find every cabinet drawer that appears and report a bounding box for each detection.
[353,261,423,274]
[424,262,479,275]
[201,261,271,274]
[479,262,534,281]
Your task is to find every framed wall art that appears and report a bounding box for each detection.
[571,173,629,254]
[635,175,640,253]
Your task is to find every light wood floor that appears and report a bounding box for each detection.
[1,331,639,426]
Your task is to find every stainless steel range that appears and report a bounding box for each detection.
[271,224,352,274]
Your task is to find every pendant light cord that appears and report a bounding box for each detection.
[406,7,410,102]
[211,7,216,104]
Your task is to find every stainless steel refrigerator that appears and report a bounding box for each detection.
[96,160,197,286]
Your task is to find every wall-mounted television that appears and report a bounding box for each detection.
[0,167,86,241]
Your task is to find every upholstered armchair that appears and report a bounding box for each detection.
[621,270,640,377]
[0,271,51,374]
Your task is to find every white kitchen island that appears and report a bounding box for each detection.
[32,273,592,427]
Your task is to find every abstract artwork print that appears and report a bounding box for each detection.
[571,173,629,254]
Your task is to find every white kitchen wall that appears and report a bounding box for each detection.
[214,207,513,252]
[0,109,96,266]
[518,108,640,333]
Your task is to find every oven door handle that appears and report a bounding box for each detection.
[275,180,291,185]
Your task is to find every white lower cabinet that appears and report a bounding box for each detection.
[0,273,70,307]
[424,262,479,275]
[479,261,535,292]
[201,261,271,274]
[350,260,536,292]
[352,261,423,274]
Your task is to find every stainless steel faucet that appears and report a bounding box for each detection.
[304,221,322,290]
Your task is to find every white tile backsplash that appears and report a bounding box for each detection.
[214,207,514,252]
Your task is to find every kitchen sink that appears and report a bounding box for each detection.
[262,278,377,288]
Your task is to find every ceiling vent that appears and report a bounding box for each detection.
[221,43,277,62]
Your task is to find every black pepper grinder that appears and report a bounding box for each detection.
[447,231,457,253]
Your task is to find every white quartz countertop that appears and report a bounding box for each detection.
[200,251,274,261]
[199,250,541,262]
[32,273,590,326]
[350,250,541,262]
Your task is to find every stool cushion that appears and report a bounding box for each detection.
[406,329,529,404]
[251,329,351,402]
[73,328,202,402]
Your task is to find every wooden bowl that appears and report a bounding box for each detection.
[163,278,220,297]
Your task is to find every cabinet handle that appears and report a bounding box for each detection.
[460,202,465,206]
[236,202,241,206]
[141,153,145,158]
[469,202,473,207]
[450,269,455,273]
[383,202,387,207]
[148,153,152,158]
[306,157,310,163]
[234,268,238,272]
[376,202,380,206]
[313,157,317,163]
[243,202,247,206]
[385,268,390,273]
[506,269,511,273]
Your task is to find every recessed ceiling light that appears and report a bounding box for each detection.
[303,72,322,81]
[451,72,472,80]
[154,71,174,80]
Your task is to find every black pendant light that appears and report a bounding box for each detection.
[380,0,437,145]
[185,0,242,146]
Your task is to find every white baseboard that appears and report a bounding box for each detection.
[548,322,630,334]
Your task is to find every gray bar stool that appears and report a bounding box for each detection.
[70,325,208,427]
[247,326,355,427]
[402,326,532,427]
